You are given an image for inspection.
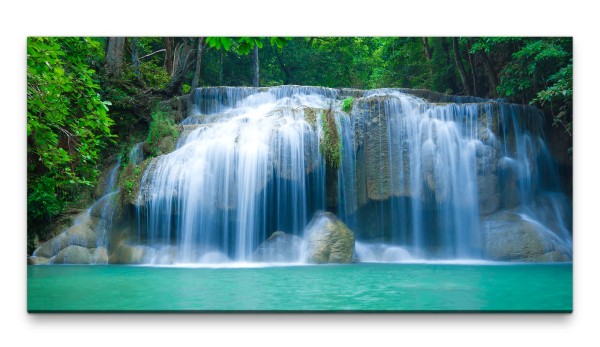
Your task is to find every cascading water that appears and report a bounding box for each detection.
[131,86,572,264]
[91,158,121,251]
[129,142,144,166]
[137,88,329,263]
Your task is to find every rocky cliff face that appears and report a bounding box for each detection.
[31,86,572,264]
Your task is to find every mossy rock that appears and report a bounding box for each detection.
[51,245,93,264]
[342,97,354,113]
[119,159,152,206]
[33,233,68,258]
[157,136,177,155]
[319,109,342,170]
[306,211,355,264]
[304,107,318,127]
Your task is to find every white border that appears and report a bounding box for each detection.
[3,1,598,346]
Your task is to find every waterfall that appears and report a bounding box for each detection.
[91,158,121,251]
[132,86,571,264]
[129,142,144,165]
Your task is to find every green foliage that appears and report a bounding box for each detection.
[496,38,572,137]
[119,159,151,205]
[146,109,180,156]
[369,38,429,89]
[342,97,354,113]
[319,110,342,170]
[124,179,134,194]
[140,62,171,89]
[182,83,191,94]
[206,37,234,51]
[27,37,115,223]
[237,37,263,55]
[533,64,573,136]
[270,37,290,49]
[207,37,289,56]
[27,175,65,221]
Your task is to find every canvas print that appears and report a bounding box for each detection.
[27,37,572,312]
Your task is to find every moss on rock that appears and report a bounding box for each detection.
[119,158,152,206]
[304,107,317,127]
[342,97,354,113]
[146,108,181,157]
[319,109,342,170]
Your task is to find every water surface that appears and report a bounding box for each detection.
[27,263,572,312]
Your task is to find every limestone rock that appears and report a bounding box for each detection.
[33,233,68,258]
[477,174,500,216]
[65,223,98,248]
[306,211,355,264]
[94,159,119,198]
[252,231,305,262]
[481,210,572,262]
[92,247,109,264]
[109,244,145,264]
[51,245,93,264]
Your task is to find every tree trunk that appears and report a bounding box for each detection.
[219,51,223,85]
[421,37,434,79]
[164,37,174,75]
[422,37,432,60]
[467,39,478,96]
[274,48,292,84]
[479,50,498,97]
[105,37,126,78]
[172,42,182,78]
[440,37,452,65]
[440,37,458,91]
[452,38,471,95]
[163,40,196,96]
[252,45,259,87]
[131,37,140,76]
[191,37,205,90]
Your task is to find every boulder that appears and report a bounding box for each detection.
[65,223,98,248]
[109,244,145,264]
[481,210,572,262]
[305,211,355,264]
[33,233,68,258]
[51,245,93,264]
[252,231,305,262]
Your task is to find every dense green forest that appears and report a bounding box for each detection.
[27,36,572,249]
